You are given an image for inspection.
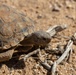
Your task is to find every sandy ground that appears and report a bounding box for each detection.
[0,0,76,75]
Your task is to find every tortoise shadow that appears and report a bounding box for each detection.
[0,57,26,69]
[0,47,38,69]
[0,46,37,69]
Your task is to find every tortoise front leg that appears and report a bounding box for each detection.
[0,49,14,62]
[15,45,33,53]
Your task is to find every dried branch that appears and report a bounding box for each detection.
[41,61,51,70]
[51,40,73,75]
[46,24,67,37]
[23,49,40,61]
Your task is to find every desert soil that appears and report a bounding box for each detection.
[0,0,76,75]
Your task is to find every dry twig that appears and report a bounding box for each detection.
[40,40,73,75]
[51,40,73,75]
[46,24,67,37]
[24,49,40,61]
[40,61,51,70]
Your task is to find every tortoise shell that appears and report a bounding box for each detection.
[0,4,34,50]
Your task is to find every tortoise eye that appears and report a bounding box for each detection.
[43,38,47,41]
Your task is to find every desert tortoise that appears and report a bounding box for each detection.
[0,4,67,62]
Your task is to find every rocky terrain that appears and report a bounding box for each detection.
[0,0,76,75]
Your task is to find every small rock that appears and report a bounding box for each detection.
[37,14,43,19]
[65,1,73,9]
[66,15,75,20]
[52,4,61,12]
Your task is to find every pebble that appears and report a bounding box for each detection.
[66,15,75,20]
[65,1,73,9]
[37,14,42,19]
[52,4,61,12]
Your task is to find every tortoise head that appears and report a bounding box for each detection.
[21,31,51,46]
[32,31,51,45]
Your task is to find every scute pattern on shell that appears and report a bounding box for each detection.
[0,4,34,50]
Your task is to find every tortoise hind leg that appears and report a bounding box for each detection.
[0,49,14,62]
